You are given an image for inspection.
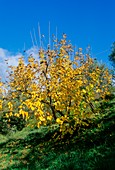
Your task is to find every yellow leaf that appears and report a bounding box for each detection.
[47,115,52,121]
[39,116,45,121]
[82,89,86,94]
[56,118,63,125]
[37,122,41,128]
[96,89,101,93]
[90,84,94,88]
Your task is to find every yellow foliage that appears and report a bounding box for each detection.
[47,115,53,121]
[8,102,13,111]
[56,118,63,125]
[0,35,112,136]
[0,100,3,110]
[19,109,29,120]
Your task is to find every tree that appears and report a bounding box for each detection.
[109,42,115,68]
[0,34,112,135]
[109,42,115,85]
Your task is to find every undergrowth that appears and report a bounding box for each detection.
[0,93,115,170]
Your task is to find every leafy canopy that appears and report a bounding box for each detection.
[0,34,112,135]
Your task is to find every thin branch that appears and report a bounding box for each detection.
[30,31,35,47]
[38,22,42,48]
[48,21,51,48]
[56,26,58,43]
[33,28,38,47]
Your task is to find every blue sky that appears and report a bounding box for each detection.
[0,0,115,78]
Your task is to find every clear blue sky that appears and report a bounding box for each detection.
[0,0,115,67]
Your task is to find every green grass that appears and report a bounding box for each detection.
[0,93,115,170]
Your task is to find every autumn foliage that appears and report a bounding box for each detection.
[0,35,112,135]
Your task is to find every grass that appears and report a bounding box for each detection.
[0,94,115,170]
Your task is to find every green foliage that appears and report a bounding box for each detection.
[109,42,115,84]
[0,114,26,135]
[109,42,115,68]
[0,93,28,135]
[0,94,115,170]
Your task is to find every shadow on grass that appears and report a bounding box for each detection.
[0,94,115,170]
